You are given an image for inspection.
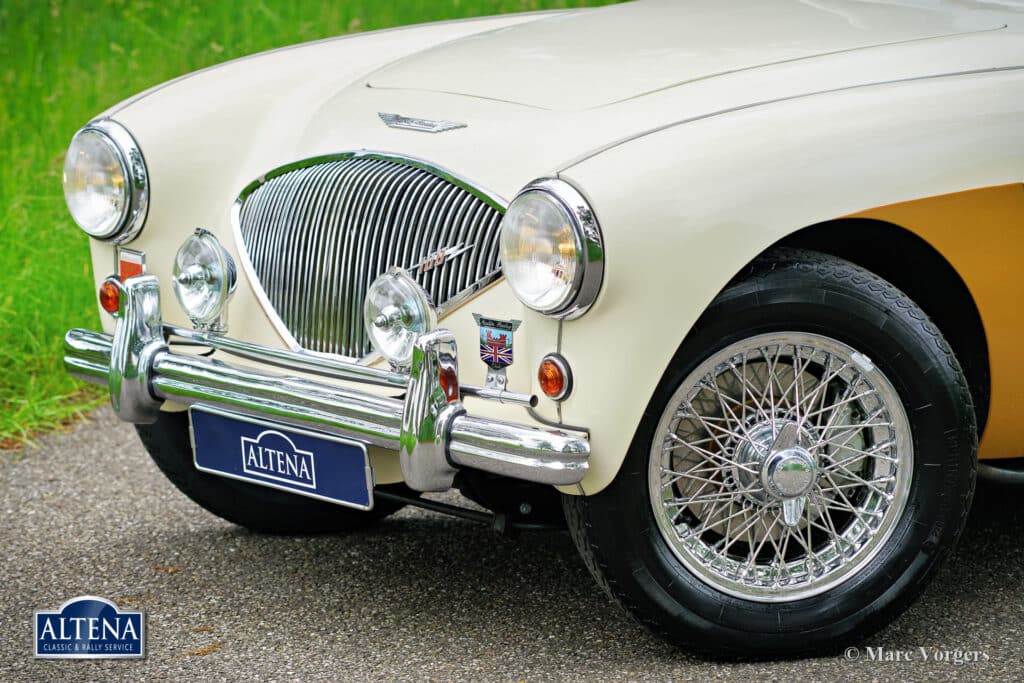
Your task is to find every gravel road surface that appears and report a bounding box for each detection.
[2,407,1022,681]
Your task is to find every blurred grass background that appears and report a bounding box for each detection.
[0,0,619,448]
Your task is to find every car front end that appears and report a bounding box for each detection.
[60,8,622,510]
[58,0,1024,658]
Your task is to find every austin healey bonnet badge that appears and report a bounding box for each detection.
[378,112,467,133]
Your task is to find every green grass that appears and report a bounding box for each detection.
[0,0,618,447]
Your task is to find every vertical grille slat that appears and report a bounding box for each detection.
[424,183,463,302]
[302,163,346,348]
[236,155,505,359]
[441,190,478,302]
[294,162,340,344]
[319,160,373,353]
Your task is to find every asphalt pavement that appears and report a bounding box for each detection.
[2,406,1023,681]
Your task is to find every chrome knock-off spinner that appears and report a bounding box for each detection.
[731,420,816,507]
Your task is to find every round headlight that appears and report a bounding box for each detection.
[364,268,436,368]
[62,119,148,242]
[499,178,604,319]
[172,229,237,327]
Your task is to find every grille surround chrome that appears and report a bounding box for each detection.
[231,152,507,360]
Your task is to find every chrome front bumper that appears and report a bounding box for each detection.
[64,275,589,492]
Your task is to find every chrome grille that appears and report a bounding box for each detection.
[235,154,505,359]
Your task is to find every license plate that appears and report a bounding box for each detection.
[189,406,373,510]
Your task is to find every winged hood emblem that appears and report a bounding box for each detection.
[378,112,467,134]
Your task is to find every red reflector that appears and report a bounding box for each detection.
[439,366,459,403]
[118,250,145,282]
[119,261,143,282]
[99,281,120,314]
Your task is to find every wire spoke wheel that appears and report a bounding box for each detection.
[648,332,913,601]
[567,251,975,655]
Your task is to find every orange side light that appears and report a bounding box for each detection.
[538,358,567,400]
[99,280,120,314]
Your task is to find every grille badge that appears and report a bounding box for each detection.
[378,112,467,133]
[410,244,475,274]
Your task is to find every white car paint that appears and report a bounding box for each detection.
[89,0,1024,493]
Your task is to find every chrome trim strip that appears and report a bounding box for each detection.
[236,151,506,213]
[231,151,507,360]
[525,406,590,437]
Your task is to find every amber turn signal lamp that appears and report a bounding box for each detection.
[99,279,121,315]
[538,354,572,401]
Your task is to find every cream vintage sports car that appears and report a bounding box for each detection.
[61,0,1024,658]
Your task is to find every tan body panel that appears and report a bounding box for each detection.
[853,184,1024,460]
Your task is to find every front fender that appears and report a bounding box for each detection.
[554,67,1024,494]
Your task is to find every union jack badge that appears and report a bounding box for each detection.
[473,314,521,370]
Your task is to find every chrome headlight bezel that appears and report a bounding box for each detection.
[63,118,149,243]
[499,178,605,319]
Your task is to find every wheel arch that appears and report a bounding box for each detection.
[772,217,990,437]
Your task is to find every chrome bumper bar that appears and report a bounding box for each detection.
[64,275,589,492]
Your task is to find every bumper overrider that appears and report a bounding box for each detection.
[63,275,590,493]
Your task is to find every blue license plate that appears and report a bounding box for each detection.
[189,406,373,510]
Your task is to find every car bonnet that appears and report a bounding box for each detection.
[365,0,1004,112]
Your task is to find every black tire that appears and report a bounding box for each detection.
[136,411,410,534]
[564,248,976,658]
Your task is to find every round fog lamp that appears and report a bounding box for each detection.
[364,268,436,368]
[171,229,237,327]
